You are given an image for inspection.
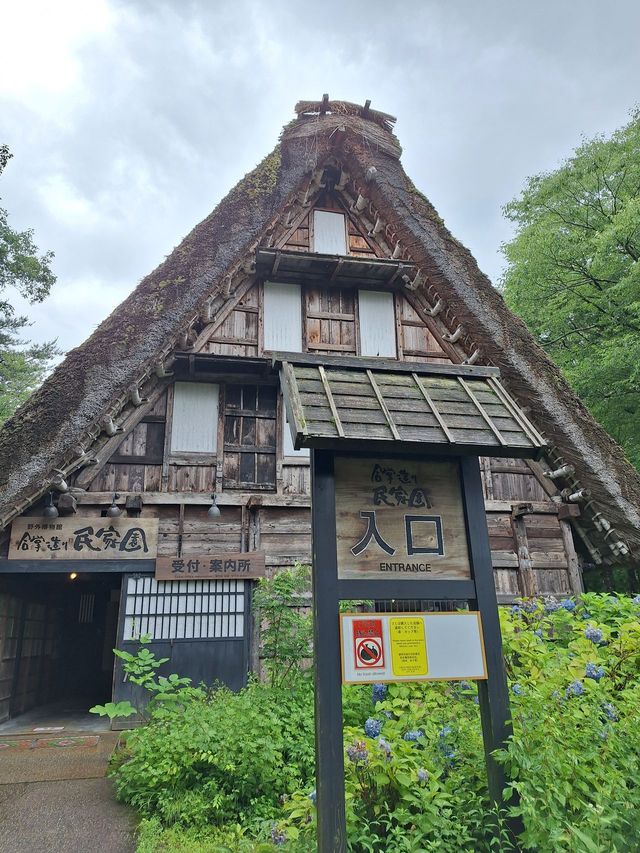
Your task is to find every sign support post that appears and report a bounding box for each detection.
[311,450,347,853]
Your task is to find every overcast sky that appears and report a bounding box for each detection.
[1,0,639,354]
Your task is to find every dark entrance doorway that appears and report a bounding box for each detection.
[0,572,122,727]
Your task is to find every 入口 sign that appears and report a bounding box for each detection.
[9,517,158,560]
[340,612,487,683]
[335,458,471,581]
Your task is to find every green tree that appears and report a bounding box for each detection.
[501,111,640,467]
[0,144,59,423]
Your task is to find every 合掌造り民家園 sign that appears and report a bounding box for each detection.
[335,458,471,580]
[8,517,158,560]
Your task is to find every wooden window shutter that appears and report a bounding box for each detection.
[170,382,219,453]
[313,210,347,255]
[223,384,277,489]
[263,282,302,352]
[358,290,397,357]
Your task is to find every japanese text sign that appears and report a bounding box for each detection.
[155,551,266,581]
[9,517,158,560]
[335,458,471,580]
[340,612,487,683]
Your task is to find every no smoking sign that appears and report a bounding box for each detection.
[352,618,385,669]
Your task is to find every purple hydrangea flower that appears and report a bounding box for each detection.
[403,730,424,742]
[271,826,286,845]
[602,702,618,721]
[364,717,382,738]
[512,683,525,696]
[346,740,369,763]
[585,626,603,644]
[378,737,392,759]
[585,663,605,681]
[565,680,585,698]
[417,768,429,782]
[308,789,316,805]
[372,683,387,704]
[560,599,576,612]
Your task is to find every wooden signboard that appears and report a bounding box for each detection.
[335,457,471,580]
[155,551,266,581]
[8,517,158,560]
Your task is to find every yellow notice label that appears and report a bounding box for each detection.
[389,617,428,677]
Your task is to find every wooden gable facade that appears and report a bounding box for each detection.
[1,99,635,726]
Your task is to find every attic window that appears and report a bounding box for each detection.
[170,382,219,453]
[358,290,397,357]
[313,210,347,255]
[263,282,302,352]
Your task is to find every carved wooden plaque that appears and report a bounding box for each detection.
[335,458,471,581]
[8,517,158,560]
[155,551,266,581]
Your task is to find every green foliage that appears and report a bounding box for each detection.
[89,700,137,720]
[115,594,640,852]
[252,564,313,687]
[112,678,316,837]
[501,110,640,466]
[0,145,59,423]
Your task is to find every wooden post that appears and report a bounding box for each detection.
[460,457,516,812]
[311,450,347,853]
[559,519,584,594]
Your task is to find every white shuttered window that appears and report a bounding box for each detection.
[313,210,347,255]
[263,282,302,352]
[170,382,219,453]
[358,290,397,357]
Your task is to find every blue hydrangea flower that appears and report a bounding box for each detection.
[472,695,479,705]
[459,680,473,691]
[372,683,387,704]
[271,826,286,845]
[438,726,452,739]
[585,626,603,644]
[417,768,429,782]
[581,611,592,620]
[602,702,618,722]
[585,662,605,681]
[512,683,525,696]
[383,710,393,719]
[633,595,640,606]
[510,605,522,617]
[565,680,585,698]
[560,599,576,612]
[378,737,392,759]
[544,599,561,613]
[308,789,317,805]
[403,730,424,742]
[522,599,538,613]
[346,741,369,763]
[364,717,382,738]
[534,628,543,638]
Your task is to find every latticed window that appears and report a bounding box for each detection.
[122,577,246,641]
[222,383,277,489]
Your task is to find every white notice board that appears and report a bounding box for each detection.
[340,612,487,683]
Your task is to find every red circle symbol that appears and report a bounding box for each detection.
[355,637,383,667]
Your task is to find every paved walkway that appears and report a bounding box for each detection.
[0,778,136,853]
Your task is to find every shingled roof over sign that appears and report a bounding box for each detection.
[1,98,640,562]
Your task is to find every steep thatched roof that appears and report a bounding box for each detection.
[2,100,640,558]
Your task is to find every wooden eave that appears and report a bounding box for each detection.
[277,355,547,459]
[255,248,415,288]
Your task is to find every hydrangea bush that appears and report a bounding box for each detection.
[113,593,640,852]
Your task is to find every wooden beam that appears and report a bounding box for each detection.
[559,519,584,594]
[75,491,311,507]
